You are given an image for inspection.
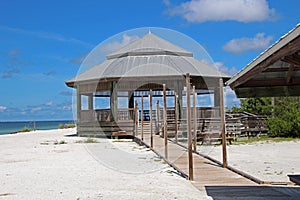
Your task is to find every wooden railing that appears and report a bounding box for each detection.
[79,109,135,122]
[117,108,134,121]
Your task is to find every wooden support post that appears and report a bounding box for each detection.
[193,86,197,152]
[77,85,81,123]
[174,93,178,143]
[135,101,139,137]
[110,81,118,122]
[163,84,168,159]
[150,89,153,148]
[214,87,220,108]
[88,93,93,110]
[141,96,144,141]
[220,78,228,168]
[186,73,193,180]
[156,100,160,135]
[34,120,36,132]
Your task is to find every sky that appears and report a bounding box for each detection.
[0,0,299,121]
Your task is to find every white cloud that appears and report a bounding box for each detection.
[224,86,240,108]
[62,105,72,111]
[0,106,7,112]
[31,107,42,112]
[101,34,139,54]
[45,102,54,107]
[223,33,273,54]
[163,0,171,6]
[0,25,93,48]
[167,0,276,23]
[213,62,238,76]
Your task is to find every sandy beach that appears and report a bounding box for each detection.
[1,128,300,199]
[199,140,300,183]
[0,128,207,200]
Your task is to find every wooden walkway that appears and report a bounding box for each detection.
[135,133,300,199]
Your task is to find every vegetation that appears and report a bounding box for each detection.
[267,97,300,138]
[20,127,31,132]
[233,136,299,145]
[54,140,67,145]
[230,97,300,138]
[75,137,98,143]
[59,123,76,129]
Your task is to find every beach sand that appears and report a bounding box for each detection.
[0,128,207,200]
[1,128,300,199]
[199,140,300,183]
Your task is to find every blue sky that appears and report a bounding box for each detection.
[0,0,299,121]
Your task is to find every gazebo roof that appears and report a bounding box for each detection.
[227,24,300,97]
[66,33,230,87]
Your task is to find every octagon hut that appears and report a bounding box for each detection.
[66,33,230,137]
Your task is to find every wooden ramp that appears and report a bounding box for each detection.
[137,133,255,186]
[135,133,300,199]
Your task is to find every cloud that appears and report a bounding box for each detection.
[223,33,273,54]
[69,52,89,65]
[43,70,56,76]
[62,105,72,111]
[213,62,238,76]
[101,34,139,54]
[163,0,171,6]
[7,49,20,56]
[2,68,20,78]
[0,106,7,112]
[0,25,93,48]
[44,102,55,107]
[224,86,241,108]
[59,91,73,96]
[31,107,42,112]
[166,0,276,23]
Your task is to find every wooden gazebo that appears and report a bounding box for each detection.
[66,33,230,137]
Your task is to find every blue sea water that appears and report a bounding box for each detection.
[0,120,75,135]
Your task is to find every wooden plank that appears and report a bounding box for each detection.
[220,78,228,168]
[186,73,194,180]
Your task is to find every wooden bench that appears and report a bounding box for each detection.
[111,131,132,139]
[288,175,300,185]
[198,132,234,144]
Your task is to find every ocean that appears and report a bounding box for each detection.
[0,120,75,135]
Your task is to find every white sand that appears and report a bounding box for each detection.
[199,140,300,183]
[0,128,207,200]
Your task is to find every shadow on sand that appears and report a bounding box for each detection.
[205,185,300,200]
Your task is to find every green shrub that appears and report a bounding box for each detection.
[75,137,98,143]
[20,127,31,132]
[268,98,300,138]
[54,140,67,145]
[59,124,76,129]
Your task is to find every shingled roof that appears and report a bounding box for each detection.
[66,33,230,87]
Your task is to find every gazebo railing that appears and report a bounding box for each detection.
[79,109,135,123]
[117,108,134,121]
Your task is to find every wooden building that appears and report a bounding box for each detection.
[227,24,300,97]
[65,33,230,137]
